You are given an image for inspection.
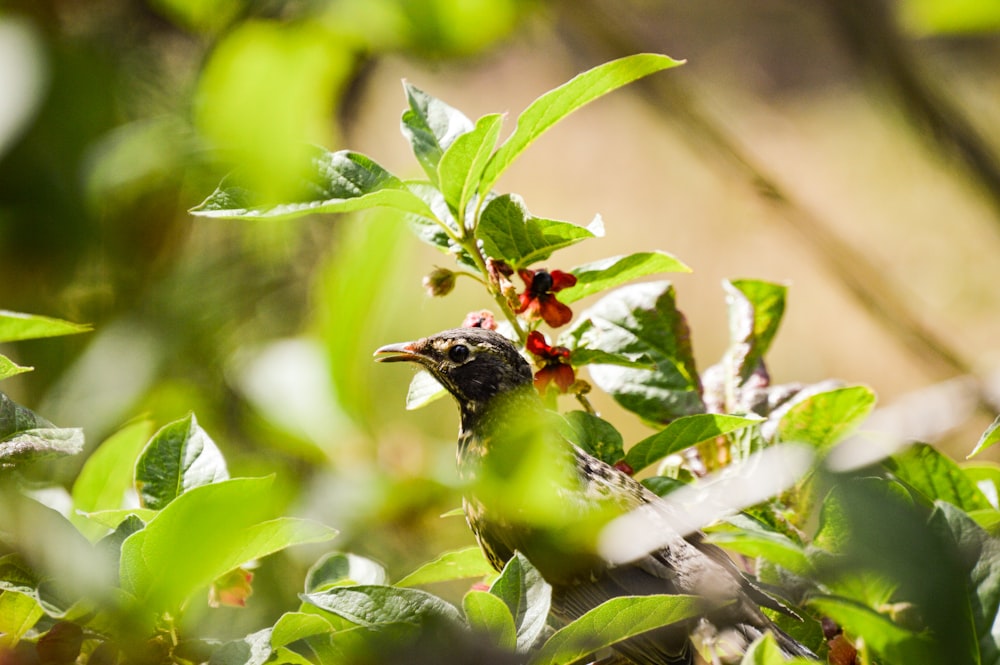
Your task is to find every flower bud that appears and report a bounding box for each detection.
[422,267,456,297]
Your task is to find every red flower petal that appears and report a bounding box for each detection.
[525,330,550,356]
[549,270,577,291]
[539,297,574,327]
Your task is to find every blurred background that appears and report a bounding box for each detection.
[2,0,1000,641]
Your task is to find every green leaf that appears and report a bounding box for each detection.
[271,612,335,647]
[78,508,157,529]
[0,355,32,381]
[0,310,91,343]
[401,82,474,183]
[134,413,229,510]
[438,112,503,213]
[489,553,551,652]
[532,594,702,665]
[480,54,683,192]
[775,386,875,450]
[706,515,810,575]
[191,148,434,220]
[740,633,812,665]
[120,476,337,614]
[463,590,517,650]
[71,420,154,539]
[208,628,273,665]
[724,280,786,377]
[562,345,653,369]
[968,415,1000,459]
[558,411,626,466]
[568,281,704,423]
[405,370,448,411]
[476,194,597,268]
[396,547,494,587]
[0,590,44,645]
[887,443,993,512]
[625,414,762,473]
[0,393,84,467]
[305,552,387,592]
[808,596,934,664]
[559,252,691,304]
[302,584,462,628]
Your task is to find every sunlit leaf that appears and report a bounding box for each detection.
[740,632,814,665]
[776,386,875,450]
[968,415,1000,459]
[568,282,703,423]
[401,82,474,183]
[405,370,448,410]
[558,411,626,466]
[305,552,387,592]
[559,252,691,304]
[78,508,157,529]
[0,355,31,381]
[396,547,494,587]
[0,310,91,343]
[888,444,993,513]
[480,54,683,192]
[532,594,702,665]
[271,612,335,648]
[476,194,596,268]
[302,585,462,628]
[134,413,228,510]
[490,553,551,652]
[438,112,503,214]
[706,515,810,575]
[625,414,761,473]
[0,590,44,645]
[463,590,516,650]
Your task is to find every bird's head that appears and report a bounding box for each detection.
[374,328,533,408]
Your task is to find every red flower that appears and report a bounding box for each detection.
[515,269,577,328]
[525,330,575,393]
[209,568,254,608]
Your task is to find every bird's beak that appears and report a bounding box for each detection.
[373,340,423,363]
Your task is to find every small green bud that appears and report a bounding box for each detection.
[422,267,456,297]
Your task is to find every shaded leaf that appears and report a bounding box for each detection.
[134,413,228,510]
[808,596,934,665]
[490,553,551,652]
[477,194,596,268]
[396,547,494,587]
[532,595,702,665]
[306,552,387,592]
[191,148,433,220]
[439,112,503,213]
[558,411,626,466]
[463,590,517,650]
[0,311,91,343]
[302,584,462,628]
[208,628,272,665]
[775,386,875,450]
[567,282,703,423]
[625,414,761,473]
[559,252,691,304]
[401,82,473,183]
[968,415,1000,459]
[887,443,993,512]
[480,54,683,192]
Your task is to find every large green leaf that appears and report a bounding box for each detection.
[134,413,228,510]
[191,148,434,220]
[531,595,702,665]
[301,584,462,628]
[624,414,761,473]
[0,393,83,467]
[396,547,494,587]
[401,82,474,183]
[305,552,387,592]
[71,420,154,539]
[558,411,626,467]
[489,553,551,653]
[808,596,935,664]
[463,590,517,650]
[968,415,1000,459]
[559,252,691,304]
[480,54,683,192]
[706,515,810,576]
[120,476,337,614]
[476,194,598,268]
[271,612,335,648]
[567,282,704,423]
[438,112,503,214]
[0,310,91,343]
[775,385,875,450]
[888,443,993,513]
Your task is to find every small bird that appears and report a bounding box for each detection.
[376,328,815,664]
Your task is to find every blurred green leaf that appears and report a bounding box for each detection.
[134,414,228,510]
[808,596,934,664]
[899,0,1000,35]
[888,443,993,512]
[401,82,474,183]
[480,54,684,192]
[120,476,337,614]
[71,420,154,539]
[558,411,625,466]
[963,462,1000,508]
[569,282,703,423]
[302,584,462,627]
[405,370,448,410]
[147,0,243,33]
[812,477,914,554]
[968,415,1000,459]
[489,553,551,652]
[707,515,810,575]
[396,547,494,587]
[439,113,503,214]
[0,589,43,646]
[0,393,83,467]
[776,386,875,450]
[722,279,786,385]
[463,590,517,650]
[740,632,813,665]
[559,252,691,304]
[0,355,31,381]
[476,194,597,268]
[271,612,335,648]
[0,310,91,343]
[192,149,434,220]
[306,552,387,592]
[625,414,761,473]
[78,508,157,529]
[208,628,272,665]
[532,594,702,665]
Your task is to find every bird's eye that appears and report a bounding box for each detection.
[448,344,470,363]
